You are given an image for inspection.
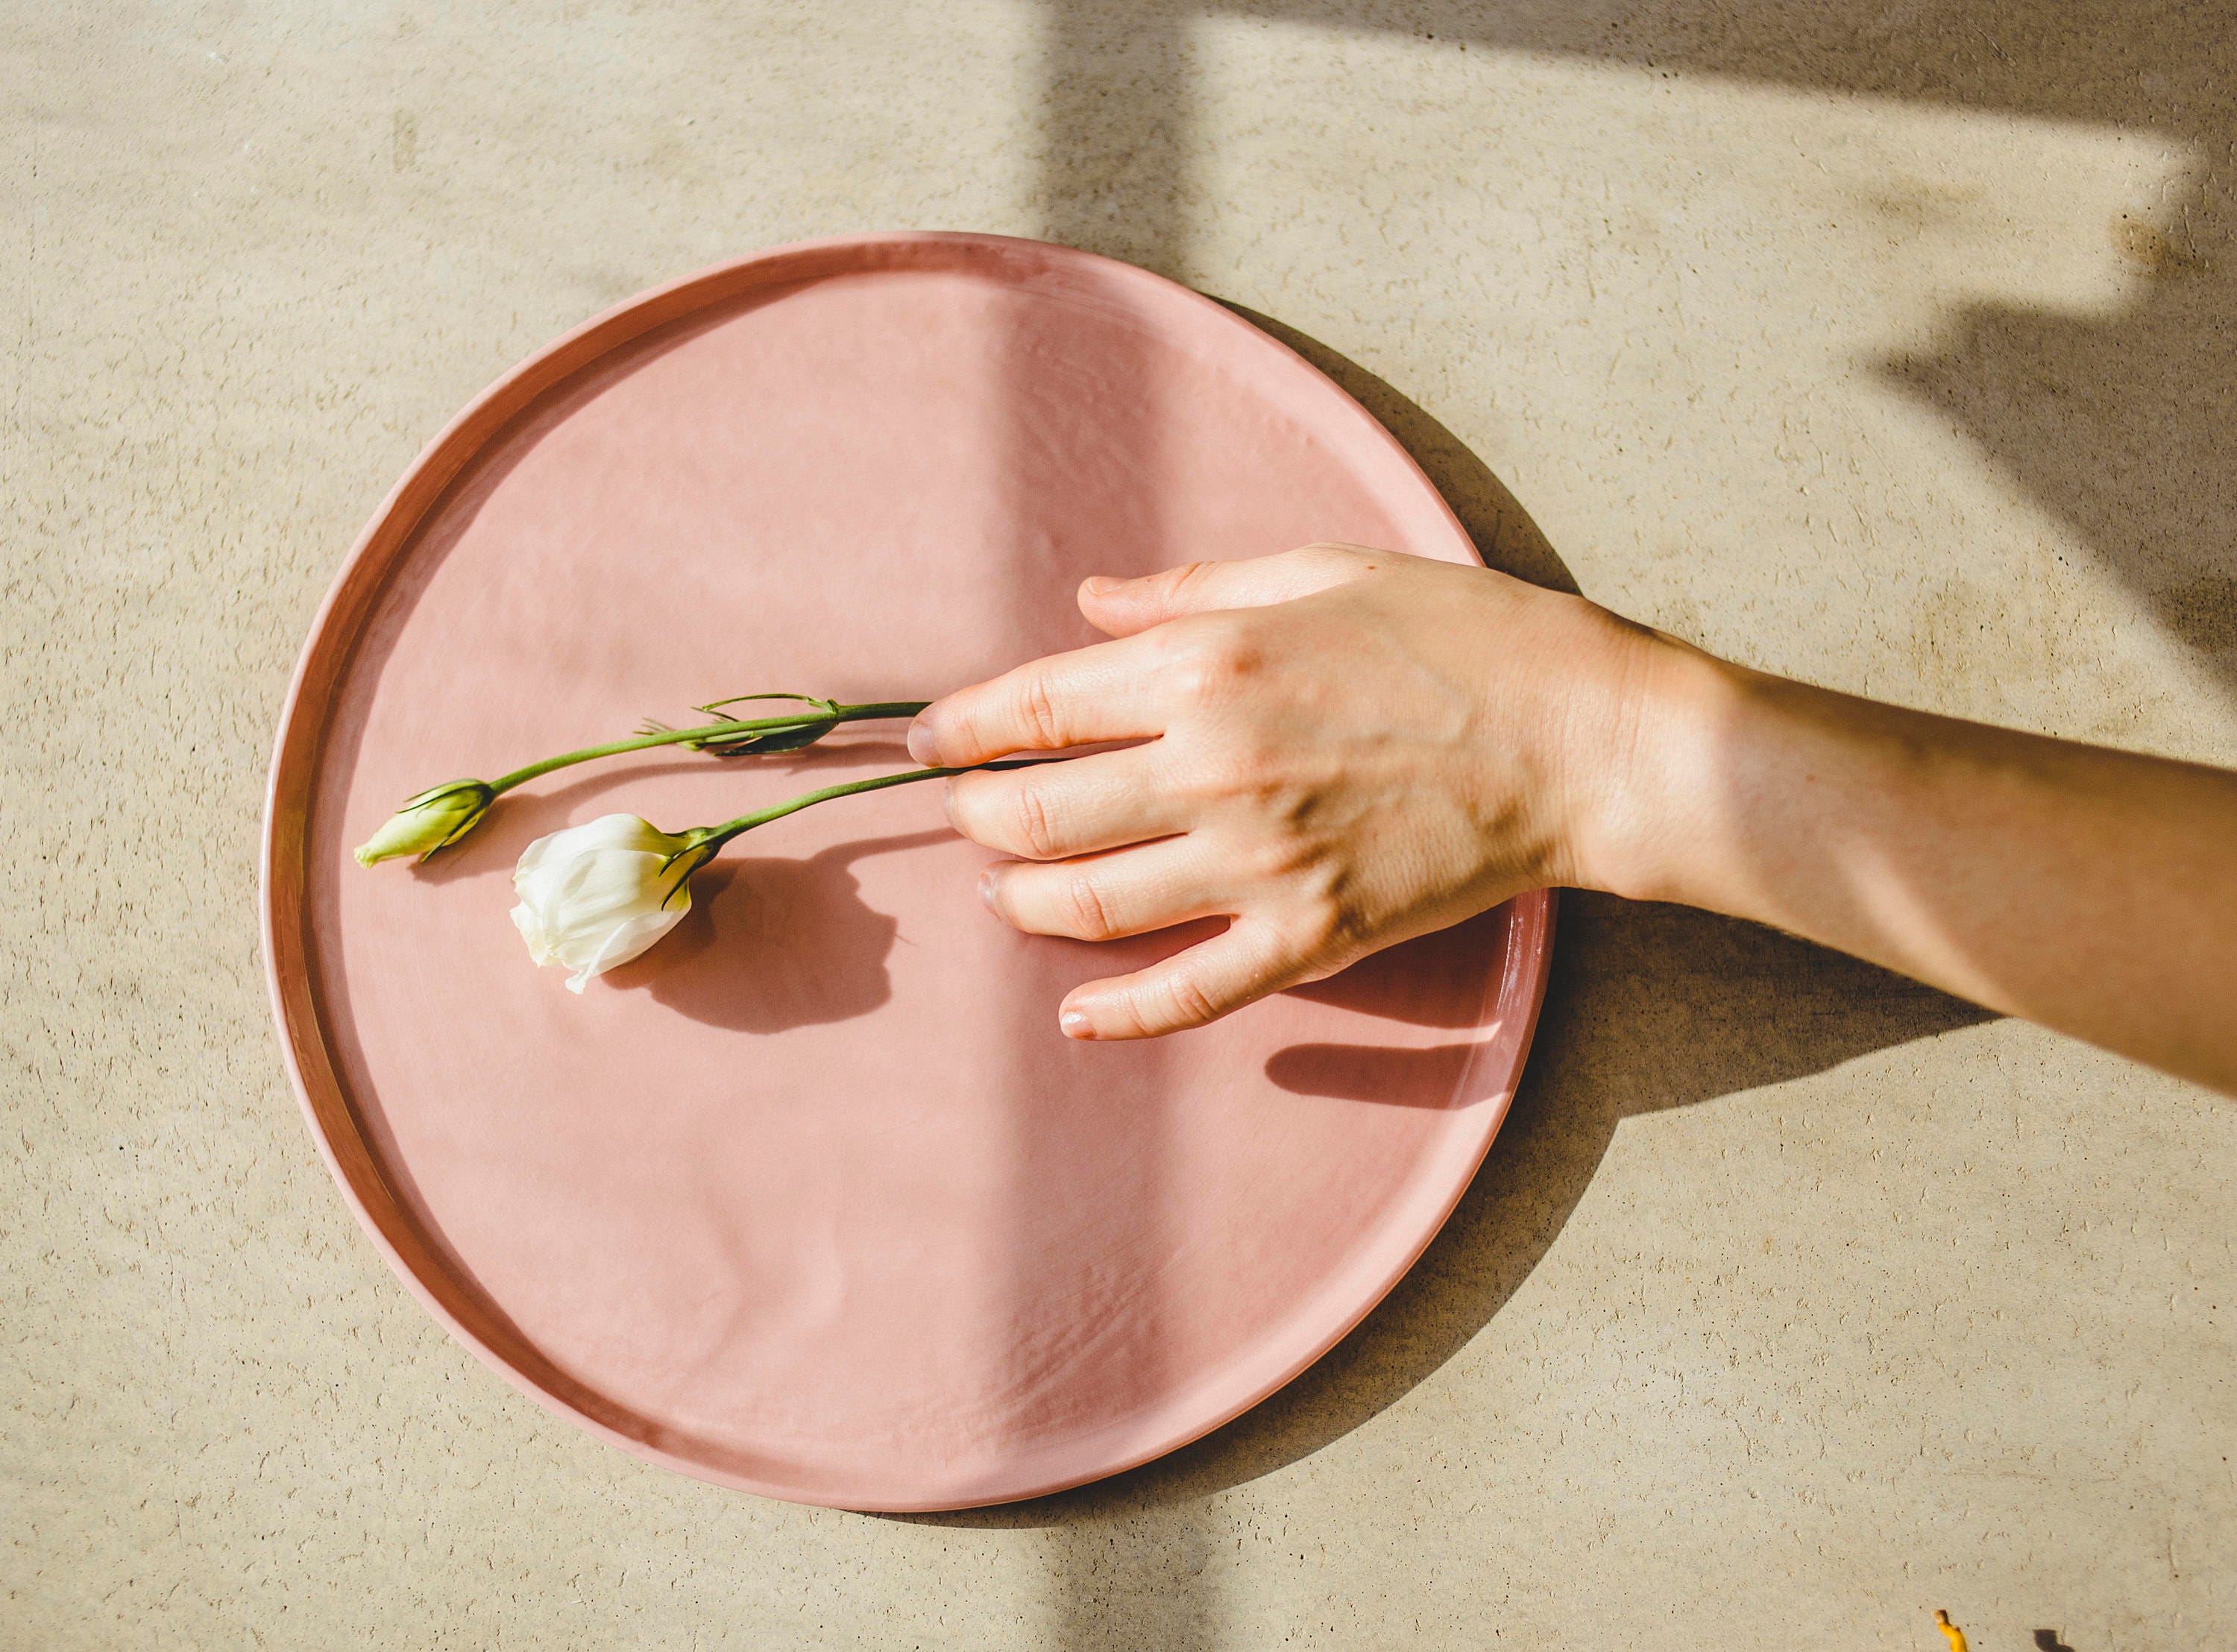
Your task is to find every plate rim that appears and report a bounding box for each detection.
[259,230,1558,1510]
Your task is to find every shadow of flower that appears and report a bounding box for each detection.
[600,830,948,1032]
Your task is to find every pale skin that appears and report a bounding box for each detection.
[905,544,2237,1096]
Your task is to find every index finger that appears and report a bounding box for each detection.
[907,631,1173,767]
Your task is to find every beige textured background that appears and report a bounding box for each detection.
[4,2,2233,1647]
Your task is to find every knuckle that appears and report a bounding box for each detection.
[1166,619,1261,702]
[1299,541,1379,579]
[1164,560,1221,603]
[1176,738,1292,809]
[1051,880,1114,943]
[1013,670,1065,749]
[1161,968,1224,1030]
[1064,874,1118,940]
[1012,782,1060,859]
[1175,746,1258,804]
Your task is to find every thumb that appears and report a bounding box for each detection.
[1077,542,1395,638]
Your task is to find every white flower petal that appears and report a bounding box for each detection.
[573,897,691,987]
[510,815,704,989]
[510,899,556,967]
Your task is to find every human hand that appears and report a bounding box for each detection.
[907,544,1661,1038]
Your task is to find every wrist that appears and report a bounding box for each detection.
[1556,621,1743,906]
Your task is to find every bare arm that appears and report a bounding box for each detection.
[1608,646,2237,1091]
[906,544,2237,1094]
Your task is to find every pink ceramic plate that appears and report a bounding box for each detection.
[262,232,1554,1510]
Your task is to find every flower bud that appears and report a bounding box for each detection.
[353,781,497,866]
[509,814,716,991]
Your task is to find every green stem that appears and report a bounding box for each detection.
[486,701,928,794]
[699,759,1046,850]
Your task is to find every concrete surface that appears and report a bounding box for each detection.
[4,1,2233,1647]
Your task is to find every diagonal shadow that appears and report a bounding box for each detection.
[912,61,1989,1620]
[1221,301,1576,596]
[1215,0,2237,693]
[997,7,1223,1644]
[1885,235,2237,687]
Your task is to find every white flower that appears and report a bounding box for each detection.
[509,814,714,992]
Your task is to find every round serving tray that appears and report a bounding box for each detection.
[262,231,1553,1510]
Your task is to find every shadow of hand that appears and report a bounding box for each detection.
[925,892,1992,1528]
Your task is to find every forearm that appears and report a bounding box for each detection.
[1588,642,2237,1094]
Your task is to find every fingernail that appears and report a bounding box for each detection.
[907,722,938,766]
[1080,576,1120,596]
[978,868,998,912]
[1060,1008,1093,1038]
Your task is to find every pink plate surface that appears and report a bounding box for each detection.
[262,232,1554,1510]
